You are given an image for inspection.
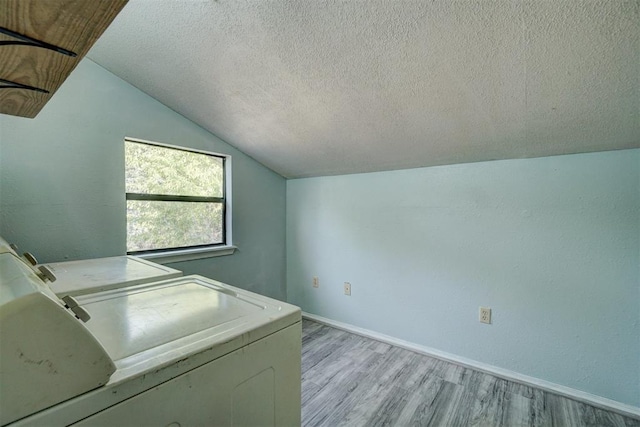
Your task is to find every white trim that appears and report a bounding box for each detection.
[124,136,229,159]
[137,245,236,264]
[224,154,232,246]
[302,312,640,420]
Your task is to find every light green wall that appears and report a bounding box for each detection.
[2,57,638,409]
[287,149,640,406]
[0,59,286,300]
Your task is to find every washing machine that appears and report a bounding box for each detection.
[0,249,302,427]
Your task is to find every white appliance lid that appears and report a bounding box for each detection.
[75,275,300,381]
[81,281,262,359]
[47,256,182,296]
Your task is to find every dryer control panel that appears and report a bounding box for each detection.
[0,249,116,426]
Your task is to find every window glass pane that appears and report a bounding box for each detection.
[127,200,223,252]
[125,141,223,197]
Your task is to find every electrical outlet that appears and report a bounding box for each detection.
[344,282,351,296]
[313,276,319,288]
[479,307,491,324]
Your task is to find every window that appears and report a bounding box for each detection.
[125,138,230,256]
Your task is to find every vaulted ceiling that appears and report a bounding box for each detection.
[88,0,639,178]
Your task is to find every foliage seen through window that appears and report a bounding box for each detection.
[125,139,226,253]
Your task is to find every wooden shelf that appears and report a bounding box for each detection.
[0,0,128,118]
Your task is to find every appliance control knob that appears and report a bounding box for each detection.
[23,252,38,265]
[37,265,57,282]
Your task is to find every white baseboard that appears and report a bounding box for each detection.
[302,312,640,420]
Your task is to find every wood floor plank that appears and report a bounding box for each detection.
[448,370,492,426]
[302,329,350,371]
[371,346,421,389]
[501,392,534,426]
[301,379,323,407]
[393,375,446,426]
[396,351,441,391]
[367,338,393,354]
[301,320,640,427]
[465,372,510,426]
[337,373,413,427]
[528,388,553,427]
[365,386,412,427]
[303,347,357,388]
[589,406,630,427]
[547,392,585,426]
[421,380,466,426]
[303,369,370,427]
[301,321,324,341]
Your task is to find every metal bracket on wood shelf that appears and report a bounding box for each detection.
[0,78,49,93]
[0,26,77,57]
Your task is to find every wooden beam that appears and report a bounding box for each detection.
[0,0,128,118]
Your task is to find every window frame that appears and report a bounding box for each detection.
[124,137,234,262]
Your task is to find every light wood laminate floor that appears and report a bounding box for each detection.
[301,319,640,427]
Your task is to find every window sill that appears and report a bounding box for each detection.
[135,245,237,264]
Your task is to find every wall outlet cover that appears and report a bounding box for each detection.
[344,282,351,296]
[479,307,491,324]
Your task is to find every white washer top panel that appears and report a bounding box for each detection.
[46,256,182,296]
[75,275,301,382]
[81,281,262,359]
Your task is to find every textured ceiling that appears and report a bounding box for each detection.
[88,0,639,178]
